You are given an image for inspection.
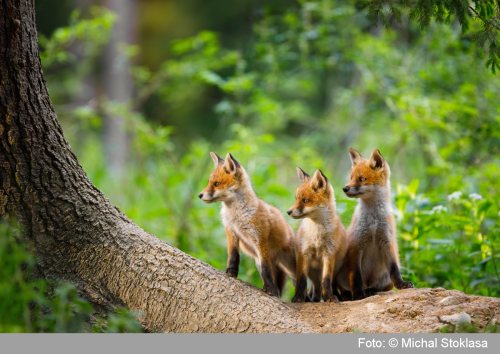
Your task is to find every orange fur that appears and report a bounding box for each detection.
[199,152,298,298]
[337,148,413,300]
[287,169,347,302]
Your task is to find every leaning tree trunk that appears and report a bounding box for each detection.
[0,0,312,333]
[2,0,499,334]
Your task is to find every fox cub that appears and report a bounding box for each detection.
[199,152,298,297]
[339,148,413,299]
[287,168,347,302]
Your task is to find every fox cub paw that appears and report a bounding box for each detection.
[352,291,365,301]
[292,294,306,303]
[225,267,238,278]
[263,285,280,297]
[323,295,339,303]
[397,281,414,289]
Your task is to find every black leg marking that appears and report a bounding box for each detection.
[339,290,352,302]
[352,267,365,300]
[292,275,307,303]
[321,278,335,302]
[390,262,414,289]
[225,249,240,278]
[261,263,279,297]
[305,288,313,302]
[364,288,377,297]
[276,268,287,296]
[332,280,342,302]
[311,280,321,302]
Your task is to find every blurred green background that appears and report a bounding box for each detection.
[1,0,499,332]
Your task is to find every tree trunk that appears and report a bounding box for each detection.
[1,0,498,334]
[0,0,311,333]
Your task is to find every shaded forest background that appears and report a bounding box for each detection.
[1,0,499,332]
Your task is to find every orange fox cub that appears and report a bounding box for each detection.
[287,168,347,302]
[198,152,298,297]
[340,148,413,300]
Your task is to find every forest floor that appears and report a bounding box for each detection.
[290,288,500,333]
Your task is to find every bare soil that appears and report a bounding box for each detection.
[290,288,500,333]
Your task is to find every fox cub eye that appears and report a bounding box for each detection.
[358,176,366,182]
[302,198,309,204]
[213,181,221,187]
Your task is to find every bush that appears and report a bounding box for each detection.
[40,1,498,299]
[0,221,143,333]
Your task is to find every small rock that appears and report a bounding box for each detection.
[439,295,466,306]
[439,312,471,326]
[432,287,447,292]
[366,303,377,311]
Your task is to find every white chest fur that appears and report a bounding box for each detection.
[221,202,259,247]
[354,194,394,245]
[300,217,337,256]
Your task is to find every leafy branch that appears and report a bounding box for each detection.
[362,0,500,73]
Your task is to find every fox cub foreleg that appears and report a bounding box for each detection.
[255,239,280,297]
[225,227,240,278]
[347,247,365,300]
[260,262,281,297]
[292,253,307,302]
[387,244,413,290]
[321,255,336,302]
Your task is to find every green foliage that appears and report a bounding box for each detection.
[39,7,115,105]
[361,0,500,73]
[0,221,142,333]
[397,184,499,296]
[40,0,499,299]
[4,0,496,332]
[439,322,500,333]
[92,308,144,333]
[39,7,115,67]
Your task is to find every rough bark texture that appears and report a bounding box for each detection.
[0,0,312,333]
[0,0,498,334]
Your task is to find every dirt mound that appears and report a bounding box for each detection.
[291,288,499,333]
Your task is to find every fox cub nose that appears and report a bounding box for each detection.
[198,193,204,199]
[342,186,350,193]
[286,209,293,215]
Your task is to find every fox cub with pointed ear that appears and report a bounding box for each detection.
[287,168,347,302]
[339,148,413,300]
[198,152,299,298]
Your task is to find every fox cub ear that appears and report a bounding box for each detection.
[223,153,240,174]
[210,152,224,167]
[369,148,385,169]
[311,169,328,191]
[296,167,310,182]
[348,148,362,166]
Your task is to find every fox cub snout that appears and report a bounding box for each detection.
[199,152,299,298]
[287,168,347,302]
[338,148,413,300]
[342,147,388,199]
[198,152,242,204]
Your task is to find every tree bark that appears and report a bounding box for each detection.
[0,0,312,333]
[1,0,498,334]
